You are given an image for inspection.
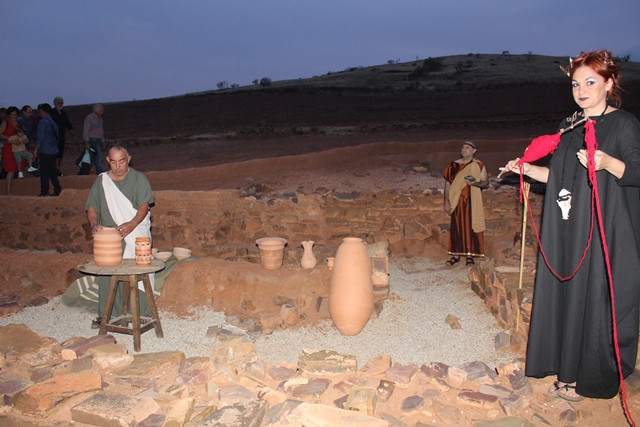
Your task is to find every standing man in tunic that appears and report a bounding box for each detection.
[443,140,488,266]
[85,142,154,327]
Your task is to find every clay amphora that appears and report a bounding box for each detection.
[93,227,123,266]
[135,237,152,266]
[300,241,317,269]
[329,237,373,335]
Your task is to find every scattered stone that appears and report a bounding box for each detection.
[495,330,511,350]
[400,394,424,412]
[13,369,102,414]
[264,399,303,426]
[192,402,268,426]
[0,377,34,405]
[266,365,297,382]
[69,356,94,373]
[420,361,449,379]
[559,407,577,422]
[245,359,267,381]
[333,394,348,409]
[316,296,329,314]
[499,393,524,416]
[71,391,160,426]
[206,325,220,338]
[219,384,257,406]
[446,365,467,388]
[165,397,195,426]
[473,417,534,426]
[61,334,117,360]
[297,349,357,374]
[531,412,552,425]
[30,367,53,383]
[376,379,396,402]
[444,313,462,329]
[478,383,513,399]
[495,359,532,396]
[210,337,256,368]
[90,344,134,370]
[280,303,298,325]
[0,324,57,364]
[456,389,498,409]
[115,351,186,376]
[291,378,331,398]
[345,386,377,416]
[380,412,408,427]
[459,360,498,384]
[296,402,388,426]
[386,362,418,386]
[138,413,166,427]
[359,354,391,376]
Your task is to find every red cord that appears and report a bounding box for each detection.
[521,120,634,425]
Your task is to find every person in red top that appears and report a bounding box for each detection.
[0,106,21,195]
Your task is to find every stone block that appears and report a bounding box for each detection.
[359,354,391,376]
[164,397,195,427]
[345,386,377,416]
[71,391,160,426]
[61,334,118,360]
[376,379,395,402]
[386,362,418,386]
[456,389,498,408]
[296,402,386,426]
[297,349,357,374]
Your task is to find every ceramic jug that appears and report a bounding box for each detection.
[329,237,373,335]
[300,240,317,269]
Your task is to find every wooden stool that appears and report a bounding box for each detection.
[79,259,165,352]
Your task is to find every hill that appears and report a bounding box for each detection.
[62,54,640,143]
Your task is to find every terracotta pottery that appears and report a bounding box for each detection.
[93,227,123,266]
[256,237,287,270]
[300,240,317,269]
[135,237,152,266]
[329,237,373,335]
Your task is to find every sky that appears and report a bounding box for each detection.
[2,1,639,108]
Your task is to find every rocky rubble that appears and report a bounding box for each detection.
[1,322,635,426]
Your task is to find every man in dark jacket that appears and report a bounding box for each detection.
[50,96,75,176]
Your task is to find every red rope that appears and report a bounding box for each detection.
[520,120,634,425]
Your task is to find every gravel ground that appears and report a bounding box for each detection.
[0,257,510,368]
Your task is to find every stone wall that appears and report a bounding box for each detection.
[0,187,542,265]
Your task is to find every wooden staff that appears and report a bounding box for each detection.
[516,181,530,333]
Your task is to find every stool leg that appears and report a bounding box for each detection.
[130,274,141,352]
[100,276,119,335]
[121,278,130,318]
[141,273,163,338]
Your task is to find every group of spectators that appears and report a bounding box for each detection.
[0,99,105,196]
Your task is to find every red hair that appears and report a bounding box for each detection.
[567,50,622,108]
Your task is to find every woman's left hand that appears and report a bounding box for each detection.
[577,149,610,171]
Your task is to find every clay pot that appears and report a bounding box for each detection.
[93,227,123,266]
[329,237,373,335]
[135,237,152,266]
[256,237,287,270]
[300,241,317,269]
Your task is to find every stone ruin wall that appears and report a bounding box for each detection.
[0,187,543,345]
[0,187,540,261]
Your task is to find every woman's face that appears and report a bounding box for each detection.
[8,111,18,122]
[572,66,612,115]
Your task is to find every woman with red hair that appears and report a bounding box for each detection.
[503,50,640,402]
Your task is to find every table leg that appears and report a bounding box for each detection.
[100,276,119,335]
[142,273,164,338]
[121,277,130,318]
[130,274,141,352]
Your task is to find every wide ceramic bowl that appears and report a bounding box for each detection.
[172,247,192,260]
[154,251,172,262]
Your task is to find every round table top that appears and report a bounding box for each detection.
[79,259,166,275]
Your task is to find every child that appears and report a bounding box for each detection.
[75,146,95,175]
[9,124,35,178]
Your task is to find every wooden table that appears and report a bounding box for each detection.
[78,259,165,352]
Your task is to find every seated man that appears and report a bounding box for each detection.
[85,141,155,327]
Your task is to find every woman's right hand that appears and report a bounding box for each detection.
[499,158,529,177]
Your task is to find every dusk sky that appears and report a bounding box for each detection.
[3,1,639,107]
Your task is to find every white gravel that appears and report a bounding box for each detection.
[0,257,509,368]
